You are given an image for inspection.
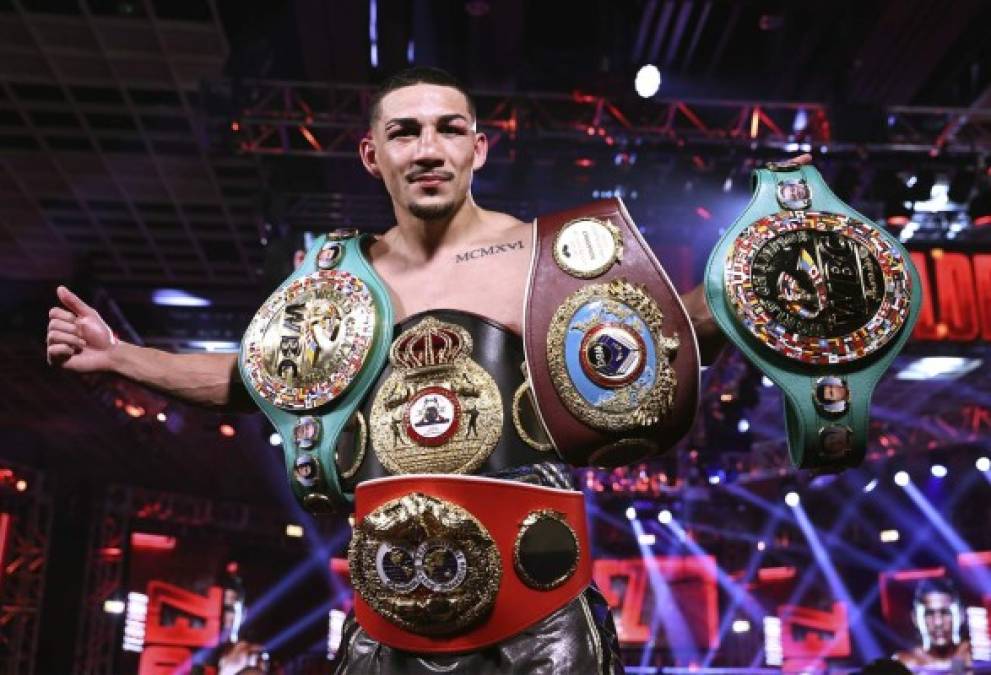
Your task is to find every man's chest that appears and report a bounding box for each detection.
[383,245,532,333]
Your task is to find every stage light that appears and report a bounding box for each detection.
[894,470,910,487]
[880,529,900,543]
[152,288,210,307]
[708,474,721,485]
[732,619,751,633]
[156,411,167,422]
[219,423,236,438]
[897,356,982,381]
[863,478,878,493]
[285,524,304,538]
[123,403,146,418]
[931,464,948,478]
[187,340,240,353]
[104,599,126,614]
[634,64,661,98]
[756,539,766,551]
[737,418,750,433]
[784,491,800,507]
[658,509,673,524]
[977,457,991,472]
[625,506,636,521]
[792,108,808,133]
[269,432,282,446]
[14,480,27,492]
[637,533,656,546]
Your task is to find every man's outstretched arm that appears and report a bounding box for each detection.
[46,286,253,411]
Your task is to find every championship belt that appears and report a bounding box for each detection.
[524,198,700,467]
[704,163,921,470]
[239,229,393,512]
[348,474,592,653]
[339,310,557,490]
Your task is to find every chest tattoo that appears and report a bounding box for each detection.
[455,240,525,263]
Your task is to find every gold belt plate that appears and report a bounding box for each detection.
[241,270,377,410]
[370,317,503,475]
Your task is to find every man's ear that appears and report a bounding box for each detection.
[359,135,382,179]
[472,131,488,172]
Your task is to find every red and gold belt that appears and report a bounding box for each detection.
[348,474,592,653]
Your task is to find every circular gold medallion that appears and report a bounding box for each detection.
[349,493,501,635]
[552,217,623,279]
[370,317,502,475]
[241,270,377,410]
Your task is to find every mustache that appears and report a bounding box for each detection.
[406,169,454,182]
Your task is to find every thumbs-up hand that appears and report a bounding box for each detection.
[46,286,118,372]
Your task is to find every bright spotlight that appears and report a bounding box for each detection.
[784,491,800,507]
[658,509,673,524]
[634,64,661,98]
[737,418,750,433]
[285,524,304,538]
[863,478,878,493]
[156,412,167,422]
[269,432,282,446]
[756,540,766,551]
[219,423,236,438]
[930,464,948,478]
[732,619,751,633]
[977,457,990,472]
[880,529,900,543]
[103,599,125,614]
[708,474,721,485]
[637,533,656,546]
[625,506,636,521]
[894,470,910,487]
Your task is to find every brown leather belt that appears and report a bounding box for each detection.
[523,198,700,466]
[348,475,592,653]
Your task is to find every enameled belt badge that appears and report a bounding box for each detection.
[370,317,503,474]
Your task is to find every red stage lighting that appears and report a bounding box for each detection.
[131,532,177,551]
[219,423,236,438]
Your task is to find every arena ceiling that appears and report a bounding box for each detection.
[1,0,990,502]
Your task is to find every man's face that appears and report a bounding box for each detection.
[361,83,487,221]
[822,384,847,402]
[919,591,955,648]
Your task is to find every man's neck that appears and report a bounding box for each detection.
[388,194,483,264]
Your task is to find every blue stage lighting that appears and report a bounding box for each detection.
[978,457,991,472]
[658,509,673,524]
[863,478,878,493]
[894,470,910,487]
[931,464,948,478]
[784,491,800,507]
[634,64,661,98]
[625,506,636,521]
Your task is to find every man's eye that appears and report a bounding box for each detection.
[389,129,417,139]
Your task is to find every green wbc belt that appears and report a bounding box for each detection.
[239,230,393,512]
[704,163,921,471]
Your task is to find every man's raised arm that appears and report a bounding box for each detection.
[46,286,252,411]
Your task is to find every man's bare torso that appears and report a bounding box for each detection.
[368,210,532,334]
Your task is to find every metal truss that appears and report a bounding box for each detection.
[215,79,991,159]
[74,484,325,673]
[0,467,52,675]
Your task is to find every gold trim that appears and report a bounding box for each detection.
[349,493,502,635]
[513,509,580,590]
[546,278,679,431]
[512,380,553,452]
[335,411,368,480]
[766,160,801,172]
[552,217,624,279]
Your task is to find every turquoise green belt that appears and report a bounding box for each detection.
[705,164,921,471]
[238,231,393,511]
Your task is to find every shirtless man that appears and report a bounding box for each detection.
[46,66,808,672]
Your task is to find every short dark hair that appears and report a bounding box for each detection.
[368,66,476,126]
[913,577,958,605]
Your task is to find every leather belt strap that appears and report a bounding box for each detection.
[523,198,700,466]
[350,475,592,653]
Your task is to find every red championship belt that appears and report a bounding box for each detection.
[348,475,592,653]
[523,198,700,466]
